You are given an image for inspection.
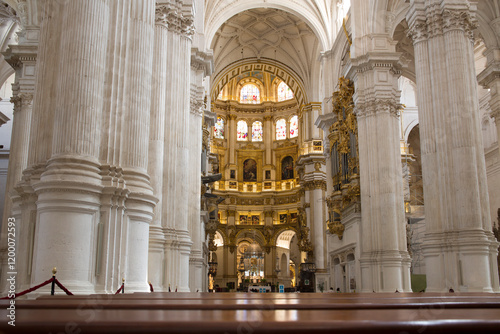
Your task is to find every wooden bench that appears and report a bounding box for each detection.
[1,292,499,333]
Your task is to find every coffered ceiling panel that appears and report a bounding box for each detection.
[211,8,321,88]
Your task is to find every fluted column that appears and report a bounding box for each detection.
[0,41,37,292]
[407,0,499,292]
[30,0,110,293]
[351,55,411,292]
[95,0,130,294]
[120,0,156,293]
[188,49,211,292]
[160,0,194,292]
[147,3,169,292]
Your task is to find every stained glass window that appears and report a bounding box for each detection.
[237,120,248,141]
[217,90,223,100]
[252,121,263,142]
[214,116,224,139]
[276,119,286,140]
[289,115,298,138]
[240,84,260,104]
[277,81,294,102]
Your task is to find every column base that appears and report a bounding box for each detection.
[423,230,500,292]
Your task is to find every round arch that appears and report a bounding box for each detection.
[211,59,309,107]
[235,228,267,247]
[205,0,330,53]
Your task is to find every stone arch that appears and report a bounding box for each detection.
[273,227,298,246]
[235,228,267,247]
[211,59,308,108]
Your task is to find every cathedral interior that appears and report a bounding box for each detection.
[0,0,498,298]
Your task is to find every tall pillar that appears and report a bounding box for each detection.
[188,49,212,292]
[147,3,169,291]
[407,0,499,292]
[160,0,194,292]
[350,53,411,292]
[477,49,500,292]
[118,0,156,293]
[30,0,110,293]
[297,157,327,271]
[95,0,131,293]
[0,42,37,291]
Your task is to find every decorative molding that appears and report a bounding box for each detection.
[407,8,477,44]
[155,1,194,38]
[303,180,327,191]
[355,99,403,118]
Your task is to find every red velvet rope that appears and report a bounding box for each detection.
[149,283,154,292]
[54,278,74,295]
[0,277,54,299]
[115,284,124,294]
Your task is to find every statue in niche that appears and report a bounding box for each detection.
[243,159,257,181]
[281,156,294,180]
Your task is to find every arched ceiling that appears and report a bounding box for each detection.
[210,8,321,91]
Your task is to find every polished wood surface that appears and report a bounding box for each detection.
[1,292,499,333]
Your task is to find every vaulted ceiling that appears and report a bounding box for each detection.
[211,8,321,89]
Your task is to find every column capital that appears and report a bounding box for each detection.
[407,5,477,45]
[155,1,194,38]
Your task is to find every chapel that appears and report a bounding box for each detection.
[0,0,498,297]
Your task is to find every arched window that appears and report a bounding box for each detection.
[214,116,224,139]
[277,81,294,102]
[237,120,248,141]
[252,121,263,142]
[289,115,298,138]
[276,119,286,140]
[240,84,260,104]
[281,156,294,180]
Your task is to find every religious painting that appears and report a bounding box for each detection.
[230,169,236,179]
[264,182,272,190]
[252,215,260,225]
[229,181,237,189]
[290,212,298,224]
[281,156,294,180]
[265,170,271,180]
[240,215,248,224]
[279,213,288,224]
[243,159,257,181]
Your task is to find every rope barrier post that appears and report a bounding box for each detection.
[122,278,125,294]
[51,267,57,296]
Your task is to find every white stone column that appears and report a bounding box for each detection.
[95,0,131,293]
[120,0,156,293]
[351,54,411,292]
[147,3,169,292]
[160,0,194,292]
[407,0,499,292]
[477,51,500,291]
[30,0,110,293]
[0,44,37,291]
[188,49,211,292]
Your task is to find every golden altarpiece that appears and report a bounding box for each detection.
[202,68,318,291]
